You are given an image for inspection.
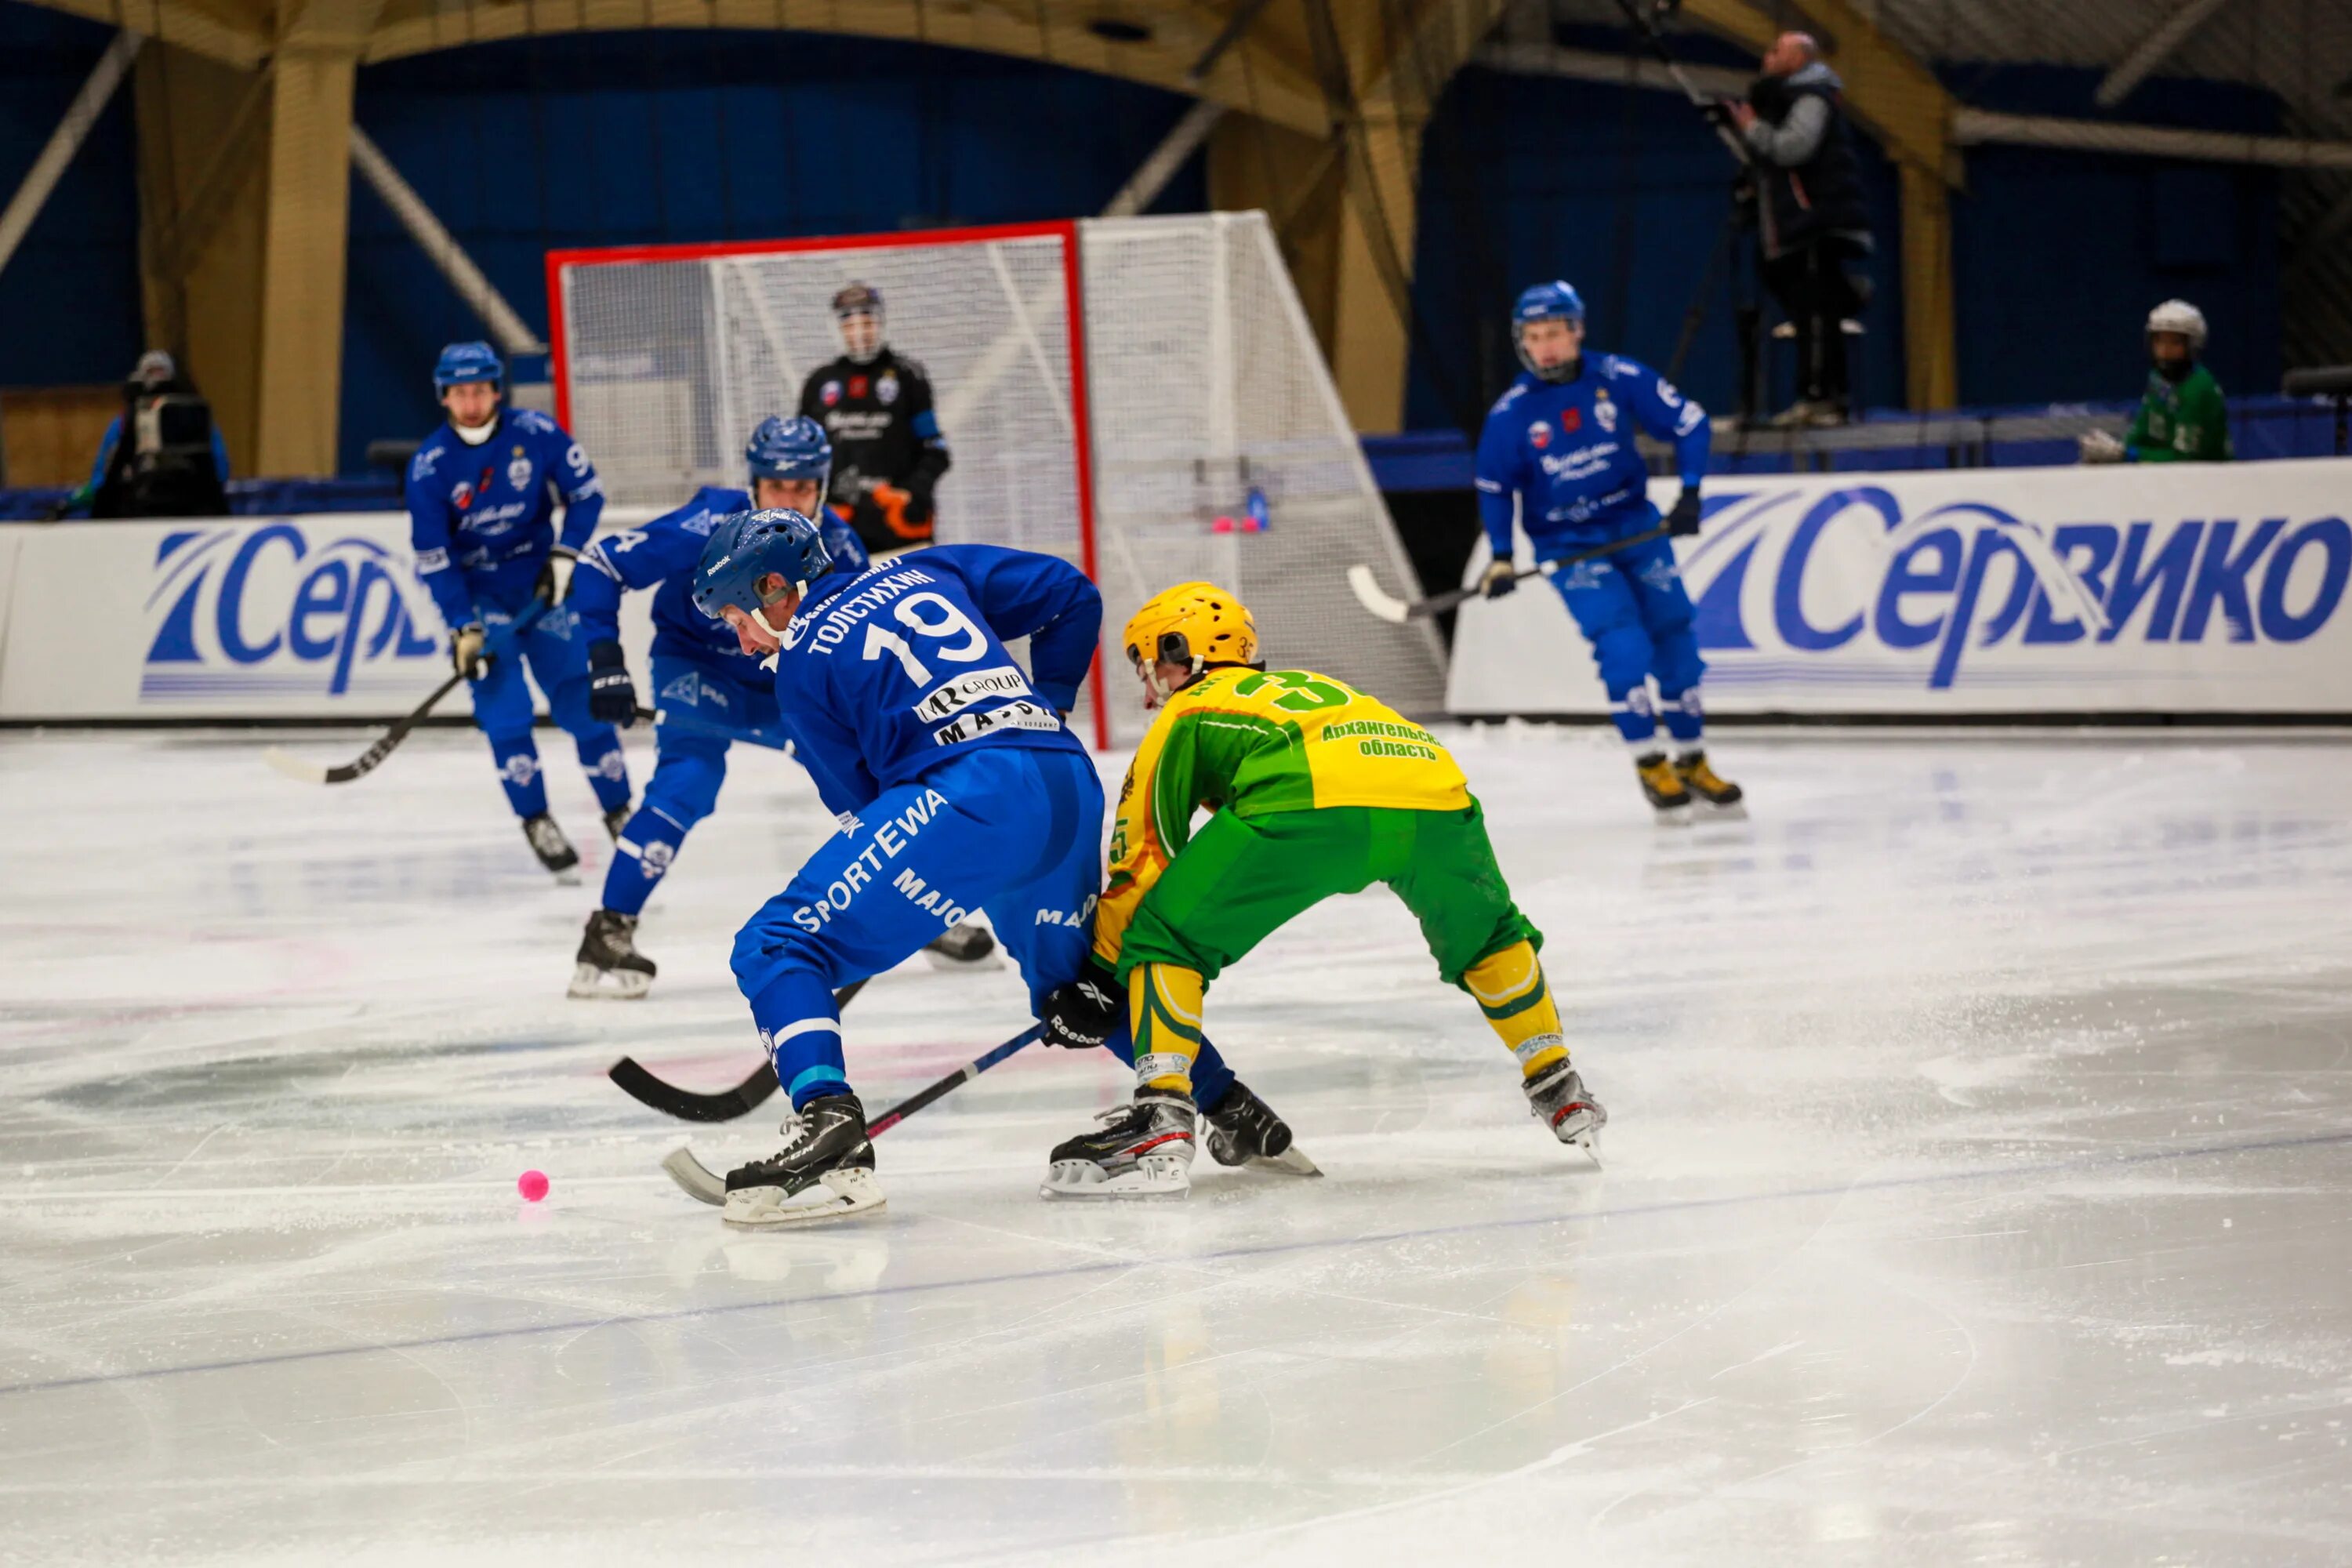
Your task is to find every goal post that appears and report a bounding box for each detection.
[546,211,1445,750]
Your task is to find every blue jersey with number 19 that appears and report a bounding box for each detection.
[769,543,1100,815]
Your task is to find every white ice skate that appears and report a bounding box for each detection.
[722,1094,887,1229]
[568,909,654,1000]
[1041,1092,1196,1199]
[1525,1061,1606,1163]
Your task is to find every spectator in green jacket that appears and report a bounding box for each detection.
[2082,300,2231,465]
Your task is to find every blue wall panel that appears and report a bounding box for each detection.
[345,32,1206,471]
[0,3,143,392]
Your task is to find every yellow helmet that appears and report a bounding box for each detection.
[1122,581,1260,699]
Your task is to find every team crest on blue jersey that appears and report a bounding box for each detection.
[1528,420,1551,450]
[452,481,474,509]
[506,448,532,492]
[821,379,842,407]
[1594,396,1619,434]
[877,372,900,405]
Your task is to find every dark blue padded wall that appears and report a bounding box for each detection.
[0,3,143,391]
[346,32,1207,473]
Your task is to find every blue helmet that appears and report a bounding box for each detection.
[745,415,833,492]
[691,509,834,622]
[1512,282,1585,382]
[434,341,503,390]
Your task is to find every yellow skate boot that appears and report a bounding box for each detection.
[1674,749,1746,818]
[1633,750,1693,825]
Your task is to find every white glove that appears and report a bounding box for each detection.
[536,546,579,603]
[2078,430,2125,465]
[450,622,488,680]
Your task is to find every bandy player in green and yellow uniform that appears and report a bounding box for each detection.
[1037,582,1606,1199]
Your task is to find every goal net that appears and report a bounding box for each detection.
[548,212,1445,747]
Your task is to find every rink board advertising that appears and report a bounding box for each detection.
[1448,457,2352,718]
[0,512,659,721]
[2,459,2347,721]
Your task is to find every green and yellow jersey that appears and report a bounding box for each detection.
[1093,666,1468,965]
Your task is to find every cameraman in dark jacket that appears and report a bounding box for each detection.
[56,350,231,519]
[1730,33,1875,428]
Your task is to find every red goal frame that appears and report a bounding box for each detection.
[544,220,1111,750]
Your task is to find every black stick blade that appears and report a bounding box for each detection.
[608,1057,776,1123]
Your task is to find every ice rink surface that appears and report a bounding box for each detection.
[4,723,2350,1566]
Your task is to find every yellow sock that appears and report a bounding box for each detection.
[1129,962,1205,1097]
[1464,941,1567,1080]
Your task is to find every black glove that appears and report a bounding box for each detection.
[536,545,579,604]
[586,639,637,726]
[450,622,489,680]
[1480,560,1519,600]
[1666,490,1703,538]
[1040,959,1124,1050]
[901,473,936,526]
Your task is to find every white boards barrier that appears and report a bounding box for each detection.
[0,510,660,721]
[1446,457,2352,717]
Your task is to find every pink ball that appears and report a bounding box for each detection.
[517,1169,549,1203]
[1211,517,1236,533]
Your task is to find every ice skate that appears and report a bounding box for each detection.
[1203,1080,1321,1177]
[602,804,631,841]
[1041,1091,1196,1199]
[1524,1061,1606,1160]
[522,812,581,881]
[923,920,1000,970]
[723,1092,885,1229]
[1634,752,1693,826]
[569,908,655,999]
[1675,750,1746,818]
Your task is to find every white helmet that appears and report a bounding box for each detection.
[2146,299,2207,351]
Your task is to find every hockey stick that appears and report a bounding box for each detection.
[1347,524,1672,625]
[263,598,552,785]
[661,1023,1044,1205]
[608,978,873,1122]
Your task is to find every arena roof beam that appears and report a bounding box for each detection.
[2096,0,2232,111]
[32,0,266,66]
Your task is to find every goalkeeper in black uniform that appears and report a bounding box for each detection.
[797,283,952,555]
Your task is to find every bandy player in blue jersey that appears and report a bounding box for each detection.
[1475,282,1746,823]
[406,341,633,876]
[684,510,1295,1227]
[563,416,995,998]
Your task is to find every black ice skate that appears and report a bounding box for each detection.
[602,804,632,841]
[1523,1061,1606,1161]
[1041,1090,1196,1199]
[723,1091,884,1228]
[522,812,581,881]
[922,920,1000,970]
[1674,750,1746,818]
[569,909,655,1000]
[1203,1080,1321,1177]
[1633,752,1693,827]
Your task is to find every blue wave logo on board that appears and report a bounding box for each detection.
[1679,486,2351,689]
[143,524,444,699]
